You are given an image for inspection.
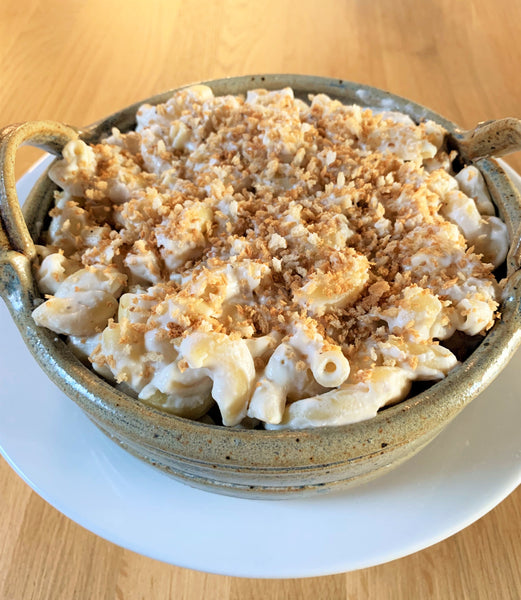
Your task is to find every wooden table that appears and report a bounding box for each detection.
[1,1,521,597]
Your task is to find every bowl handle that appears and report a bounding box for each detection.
[0,121,78,305]
[449,118,521,162]
[0,121,79,258]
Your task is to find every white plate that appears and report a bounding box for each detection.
[1,157,521,579]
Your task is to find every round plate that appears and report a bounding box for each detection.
[0,157,520,579]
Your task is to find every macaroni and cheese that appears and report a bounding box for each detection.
[31,86,508,428]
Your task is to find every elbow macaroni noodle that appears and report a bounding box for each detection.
[31,86,508,429]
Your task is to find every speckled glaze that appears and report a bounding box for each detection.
[2,75,521,499]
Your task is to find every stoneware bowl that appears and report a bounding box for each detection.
[2,74,521,499]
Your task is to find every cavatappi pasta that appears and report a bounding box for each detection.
[31,86,508,428]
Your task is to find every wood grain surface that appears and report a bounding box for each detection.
[1,1,521,598]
